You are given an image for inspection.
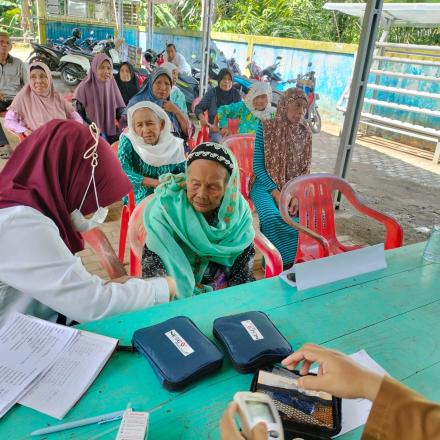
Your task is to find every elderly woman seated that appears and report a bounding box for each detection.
[118,101,186,205]
[217,82,274,137]
[5,62,82,137]
[142,142,256,297]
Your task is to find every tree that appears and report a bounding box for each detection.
[151,0,440,46]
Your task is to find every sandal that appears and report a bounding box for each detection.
[0,145,11,159]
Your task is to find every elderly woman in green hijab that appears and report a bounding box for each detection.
[142,142,256,297]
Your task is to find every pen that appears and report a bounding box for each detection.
[30,409,127,436]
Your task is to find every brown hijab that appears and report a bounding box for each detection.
[263,87,312,189]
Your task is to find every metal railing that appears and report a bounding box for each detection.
[338,41,440,164]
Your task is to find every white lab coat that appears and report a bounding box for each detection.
[0,206,169,325]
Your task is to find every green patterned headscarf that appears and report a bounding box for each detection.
[144,142,255,297]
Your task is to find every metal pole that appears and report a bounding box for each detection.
[146,0,154,50]
[118,0,123,38]
[200,0,214,97]
[334,0,384,206]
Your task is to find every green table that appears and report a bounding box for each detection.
[1,242,439,439]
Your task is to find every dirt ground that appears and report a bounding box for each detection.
[1,45,439,276]
[311,124,439,247]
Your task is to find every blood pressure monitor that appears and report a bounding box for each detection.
[234,392,284,440]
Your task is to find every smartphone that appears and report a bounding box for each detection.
[234,391,284,440]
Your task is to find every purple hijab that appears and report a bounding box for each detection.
[74,53,125,137]
[0,120,132,254]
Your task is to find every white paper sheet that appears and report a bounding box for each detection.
[333,350,389,437]
[292,244,387,291]
[116,409,149,440]
[0,313,77,418]
[20,330,118,419]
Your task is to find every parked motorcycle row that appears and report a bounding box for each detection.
[27,31,125,86]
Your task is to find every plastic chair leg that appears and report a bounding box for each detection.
[130,251,141,277]
[118,205,129,263]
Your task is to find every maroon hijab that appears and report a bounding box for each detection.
[0,119,132,254]
[74,53,125,137]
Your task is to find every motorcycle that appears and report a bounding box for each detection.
[79,31,97,52]
[59,39,120,86]
[295,62,321,134]
[233,55,298,107]
[26,41,66,71]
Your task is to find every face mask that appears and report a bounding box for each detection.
[70,123,109,232]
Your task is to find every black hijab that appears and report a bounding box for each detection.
[215,68,241,107]
[114,62,139,105]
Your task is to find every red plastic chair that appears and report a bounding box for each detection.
[81,228,127,279]
[279,173,404,264]
[222,134,256,210]
[191,97,211,147]
[195,124,210,146]
[110,141,136,267]
[226,118,239,136]
[128,197,282,278]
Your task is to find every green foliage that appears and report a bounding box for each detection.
[151,0,440,46]
[0,0,20,36]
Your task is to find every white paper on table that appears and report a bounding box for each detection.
[332,350,389,437]
[116,409,149,440]
[20,330,118,419]
[0,313,77,418]
[292,244,387,291]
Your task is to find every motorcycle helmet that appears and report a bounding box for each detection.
[72,28,82,39]
[144,49,157,64]
[72,28,81,40]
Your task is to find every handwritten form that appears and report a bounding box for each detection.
[0,313,77,418]
[20,330,117,419]
[0,313,117,419]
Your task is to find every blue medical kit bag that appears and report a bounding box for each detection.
[213,311,292,373]
[132,316,224,390]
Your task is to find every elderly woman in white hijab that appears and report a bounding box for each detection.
[161,61,188,114]
[118,101,187,205]
[218,81,274,137]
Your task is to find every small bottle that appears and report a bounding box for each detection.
[422,226,440,263]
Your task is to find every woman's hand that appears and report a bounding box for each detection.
[142,177,159,188]
[220,127,229,138]
[166,276,177,300]
[24,130,32,137]
[281,343,384,401]
[271,189,281,207]
[163,101,179,114]
[288,197,298,216]
[220,402,268,440]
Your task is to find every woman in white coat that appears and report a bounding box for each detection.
[0,119,175,326]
